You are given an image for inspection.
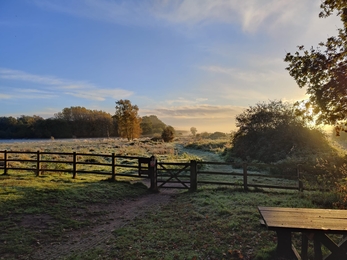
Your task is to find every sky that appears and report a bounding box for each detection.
[0,0,343,133]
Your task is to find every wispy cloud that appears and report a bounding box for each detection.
[163,97,208,106]
[150,0,318,34]
[198,63,307,103]
[0,68,68,85]
[150,104,244,119]
[31,0,317,34]
[33,0,152,26]
[140,103,245,132]
[13,88,57,99]
[0,93,11,99]
[0,68,133,101]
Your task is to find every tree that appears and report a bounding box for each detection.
[114,100,142,140]
[190,127,197,136]
[162,126,175,142]
[284,1,347,126]
[209,131,227,139]
[140,115,166,135]
[230,101,332,162]
[55,106,114,138]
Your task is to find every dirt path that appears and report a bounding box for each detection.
[32,147,222,260]
[32,188,178,260]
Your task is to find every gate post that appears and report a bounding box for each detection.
[36,150,41,176]
[111,153,116,181]
[149,155,158,192]
[72,152,77,179]
[2,150,8,175]
[190,160,197,192]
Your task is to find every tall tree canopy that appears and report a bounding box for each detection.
[231,101,332,162]
[285,1,347,125]
[55,106,114,138]
[140,115,166,135]
[114,100,142,140]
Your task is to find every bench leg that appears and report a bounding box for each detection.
[313,234,322,260]
[301,233,309,260]
[276,230,298,259]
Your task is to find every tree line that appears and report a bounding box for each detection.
[0,101,169,140]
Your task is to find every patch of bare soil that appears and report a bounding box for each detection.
[31,187,178,260]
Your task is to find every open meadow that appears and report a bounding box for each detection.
[0,137,341,259]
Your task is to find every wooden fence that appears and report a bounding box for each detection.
[196,161,302,191]
[0,150,304,192]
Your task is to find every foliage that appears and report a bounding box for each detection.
[230,100,336,163]
[209,131,227,139]
[190,127,197,136]
[196,132,211,139]
[114,100,142,140]
[140,115,166,136]
[55,106,115,138]
[185,138,230,154]
[195,131,228,140]
[308,159,347,209]
[0,107,116,139]
[284,1,347,125]
[161,126,175,142]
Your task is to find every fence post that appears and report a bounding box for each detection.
[72,152,77,179]
[111,153,116,181]
[297,164,303,192]
[190,160,197,192]
[149,156,158,192]
[243,163,248,191]
[36,150,41,176]
[3,150,8,175]
[138,158,143,177]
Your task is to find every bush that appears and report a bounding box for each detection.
[229,101,337,163]
[161,126,175,142]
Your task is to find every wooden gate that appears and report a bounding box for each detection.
[156,161,197,190]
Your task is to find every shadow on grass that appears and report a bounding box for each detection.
[0,173,149,258]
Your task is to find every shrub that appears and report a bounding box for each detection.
[229,100,338,163]
[161,126,175,142]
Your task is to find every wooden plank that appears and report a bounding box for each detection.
[259,207,347,218]
[258,207,347,232]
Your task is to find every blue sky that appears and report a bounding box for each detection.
[0,0,342,132]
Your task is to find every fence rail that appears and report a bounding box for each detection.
[0,150,304,192]
[196,161,302,191]
[0,150,149,181]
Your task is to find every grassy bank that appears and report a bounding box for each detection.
[0,138,343,259]
[67,187,324,260]
[1,171,321,259]
[0,172,149,259]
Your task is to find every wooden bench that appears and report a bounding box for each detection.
[258,206,347,260]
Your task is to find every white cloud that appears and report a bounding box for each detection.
[140,103,245,132]
[0,68,67,85]
[0,68,133,101]
[148,104,244,119]
[0,93,11,99]
[150,0,319,34]
[32,0,329,34]
[66,88,133,101]
[33,0,152,26]
[198,62,307,104]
